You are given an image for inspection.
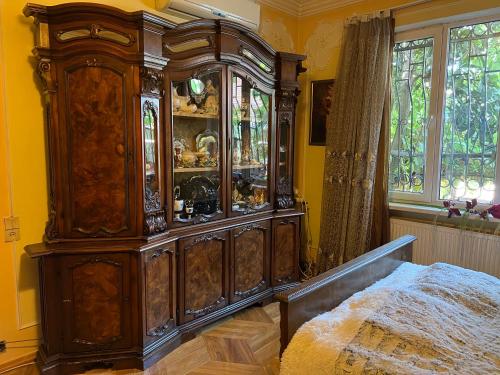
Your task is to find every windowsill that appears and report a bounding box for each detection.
[390,202,444,216]
[389,202,500,234]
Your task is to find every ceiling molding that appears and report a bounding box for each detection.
[258,0,366,17]
[299,0,365,17]
[257,0,301,17]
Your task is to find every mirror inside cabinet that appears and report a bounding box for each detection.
[231,73,271,213]
[143,99,161,212]
[171,71,222,223]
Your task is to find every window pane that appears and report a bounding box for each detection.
[390,37,434,193]
[440,20,500,202]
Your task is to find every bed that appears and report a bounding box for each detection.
[276,235,500,374]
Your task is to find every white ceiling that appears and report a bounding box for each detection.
[257,0,365,17]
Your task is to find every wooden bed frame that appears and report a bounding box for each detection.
[275,235,416,354]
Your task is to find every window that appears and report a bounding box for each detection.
[389,16,500,205]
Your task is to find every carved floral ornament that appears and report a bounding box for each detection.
[37,58,57,93]
[144,210,167,235]
[258,18,295,53]
[304,21,343,71]
[140,68,164,95]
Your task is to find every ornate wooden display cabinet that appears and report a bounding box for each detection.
[24,3,305,374]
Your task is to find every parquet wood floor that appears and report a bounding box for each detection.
[2,303,281,375]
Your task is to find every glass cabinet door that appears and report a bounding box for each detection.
[171,71,222,223]
[231,73,271,213]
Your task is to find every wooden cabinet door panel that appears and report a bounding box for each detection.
[272,217,300,286]
[61,253,132,352]
[179,231,228,324]
[58,55,137,237]
[143,244,176,343]
[230,221,270,302]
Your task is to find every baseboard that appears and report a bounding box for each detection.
[0,349,37,373]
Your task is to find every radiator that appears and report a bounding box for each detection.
[390,218,500,277]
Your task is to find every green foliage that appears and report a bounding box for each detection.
[390,20,500,203]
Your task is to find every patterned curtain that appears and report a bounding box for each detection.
[316,14,394,273]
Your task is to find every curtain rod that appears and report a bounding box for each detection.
[348,0,433,21]
[390,0,434,12]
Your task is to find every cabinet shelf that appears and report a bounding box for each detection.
[233,164,265,170]
[174,166,218,173]
[173,111,219,119]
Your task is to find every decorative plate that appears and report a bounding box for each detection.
[196,130,218,155]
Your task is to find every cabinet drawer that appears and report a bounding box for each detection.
[271,216,300,286]
[230,221,270,302]
[178,231,229,324]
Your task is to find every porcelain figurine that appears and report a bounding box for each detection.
[204,79,219,114]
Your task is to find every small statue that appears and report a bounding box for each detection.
[204,79,219,114]
[232,187,241,203]
[173,86,190,112]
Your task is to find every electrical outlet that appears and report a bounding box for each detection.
[4,216,20,242]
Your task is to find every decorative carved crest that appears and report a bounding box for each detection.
[37,58,57,94]
[234,280,266,298]
[45,205,58,240]
[276,177,295,209]
[279,111,292,125]
[277,88,299,110]
[185,297,225,317]
[234,223,266,238]
[148,319,173,337]
[147,319,174,337]
[275,274,294,284]
[149,247,174,260]
[244,75,258,89]
[85,57,100,67]
[140,67,164,96]
[145,190,161,212]
[144,210,167,235]
[192,233,225,245]
[191,67,218,80]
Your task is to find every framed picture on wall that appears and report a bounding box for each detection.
[309,79,335,146]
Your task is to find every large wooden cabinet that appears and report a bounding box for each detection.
[24,3,305,374]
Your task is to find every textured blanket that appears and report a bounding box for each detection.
[281,263,500,374]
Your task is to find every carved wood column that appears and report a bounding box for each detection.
[275,53,306,209]
[141,67,168,235]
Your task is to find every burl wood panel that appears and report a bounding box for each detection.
[71,259,123,345]
[273,219,298,284]
[67,66,129,235]
[234,229,264,295]
[145,248,173,335]
[185,237,224,314]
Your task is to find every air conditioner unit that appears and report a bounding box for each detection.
[156,0,260,31]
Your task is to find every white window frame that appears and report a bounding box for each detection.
[390,13,500,207]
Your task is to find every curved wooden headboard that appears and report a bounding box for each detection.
[275,235,416,354]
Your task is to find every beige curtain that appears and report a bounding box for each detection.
[316,14,394,273]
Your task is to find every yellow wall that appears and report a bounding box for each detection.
[0,0,296,365]
[294,0,500,261]
[0,0,498,365]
